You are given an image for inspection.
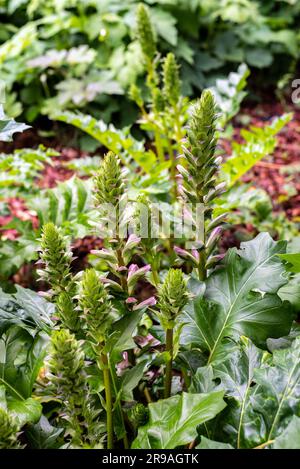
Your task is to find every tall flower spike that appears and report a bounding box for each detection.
[181,90,220,204]
[136,3,157,61]
[157,269,189,330]
[49,329,86,404]
[0,409,20,449]
[162,53,181,107]
[56,291,80,332]
[48,329,99,446]
[39,222,73,295]
[177,89,227,278]
[78,269,113,346]
[94,151,124,207]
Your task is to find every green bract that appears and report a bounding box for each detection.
[78,269,113,345]
[94,151,124,207]
[157,269,189,330]
[38,222,73,296]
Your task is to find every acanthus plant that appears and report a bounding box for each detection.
[0,85,295,450]
[0,6,299,452]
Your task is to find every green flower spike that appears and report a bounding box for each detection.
[39,222,73,295]
[162,53,181,107]
[180,89,221,204]
[78,268,113,346]
[177,89,227,279]
[94,151,124,207]
[136,3,157,61]
[49,329,86,405]
[48,329,100,447]
[157,269,189,330]
[157,269,189,398]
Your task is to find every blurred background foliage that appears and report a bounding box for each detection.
[0,0,299,125]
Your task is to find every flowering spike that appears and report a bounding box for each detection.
[56,291,80,332]
[162,53,181,107]
[157,269,189,330]
[136,3,157,61]
[39,222,73,296]
[183,89,220,204]
[49,329,86,403]
[94,151,124,207]
[78,269,113,345]
[48,329,100,446]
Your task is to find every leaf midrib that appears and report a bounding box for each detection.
[208,251,277,363]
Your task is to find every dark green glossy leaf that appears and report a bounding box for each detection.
[0,286,54,335]
[181,233,293,362]
[0,384,42,427]
[26,416,63,449]
[132,391,226,449]
[204,336,300,448]
[0,327,48,399]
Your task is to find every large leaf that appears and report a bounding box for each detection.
[0,327,49,399]
[107,311,142,362]
[0,104,30,142]
[241,336,300,448]
[0,286,54,335]
[205,337,266,448]
[29,176,93,238]
[26,416,63,449]
[272,416,300,449]
[120,360,148,401]
[181,233,293,362]
[7,397,42,427]
[132,391,226,449]
[205,336,300,448]
[0,385,41,427]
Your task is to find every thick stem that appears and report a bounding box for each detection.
[101,353,113,449]
[164,328,174,398]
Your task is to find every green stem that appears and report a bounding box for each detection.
[151,267,160,287]
[164,328,173,398]
[101,353,113,449]
[154,129,165,163]
[168,139,177,201]
[108,356,129,449]
[198,250,207,281]
[253,439,275,450]
[116,246,128,292]
[174,111,183,155]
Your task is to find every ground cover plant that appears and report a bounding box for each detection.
[0,2,300,452]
